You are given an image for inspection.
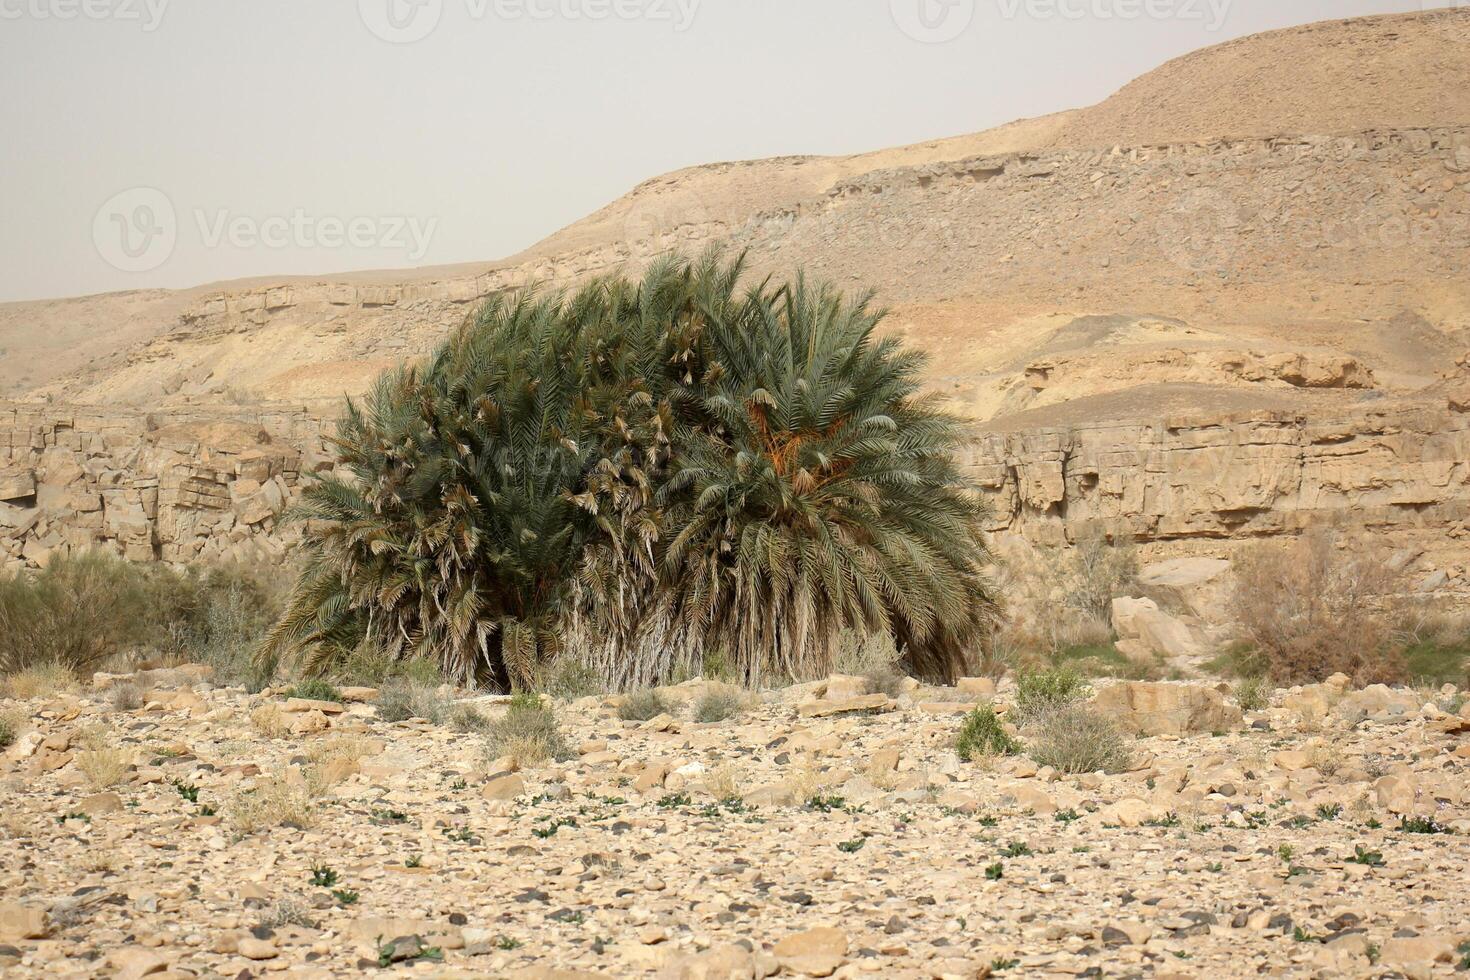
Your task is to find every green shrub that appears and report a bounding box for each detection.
[285,678,343,703]
[956,705,1019,760]
[1012,667,1091,721]
[692,684,746,724]
[1026,705,1131,774]
[484,694,571,767]
[618,689,671,722]
[1233,675,1270,712]
[0,553,281,685]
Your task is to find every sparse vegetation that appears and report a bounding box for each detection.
[955,705,1019,760]
[226,774,318,834]
[1012,667,1091,722]
[692,684,746,723]
[1,662,78,700]
[618,688,671,722]
[483,693,570,767]
[0,709,20,748]
[375,679,449,724]
[1229,531,1406,685]
[0,553,282,685]
[76,744,132,790]
[1025,704,1131,774]
[284,678,342,703]
[1233,675,1270,712]
[448,702,491,733]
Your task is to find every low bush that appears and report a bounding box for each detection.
[227,774,318,834]
[0,709,20,748]
[1229,531,1405,685]
[0,553,283,687]
[484,693,571,768]
[1,662,77,700]
[692,684,746,724]
[1012,667,1092,721]
[109,681,147,712]
[447,702,491,733]
[284,678,342,703]
[955,705,1019,760]
[618,689,670,722]
[1234,675,1271,712]
[1026,705,1131,774]
[375,680,448,724]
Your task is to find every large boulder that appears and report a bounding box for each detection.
[1093,682,1242,736]
[1111,597,1203,661]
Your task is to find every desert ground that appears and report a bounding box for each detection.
[3,665,1468,979]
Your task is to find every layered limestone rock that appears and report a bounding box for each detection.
[967,405,1470,545]
[0,404,332,572]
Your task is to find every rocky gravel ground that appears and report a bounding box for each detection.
[2,668,1469,979]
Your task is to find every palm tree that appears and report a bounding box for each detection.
[578,256,997,686]
[264,253,998,688]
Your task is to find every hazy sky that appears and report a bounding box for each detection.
[0,0,1451,302]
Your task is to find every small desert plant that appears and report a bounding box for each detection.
[249,704,289,739]
[618,688,670,722]
[375,679,448,724]
[257,899,316,930]
[1026,705,1131,774]
[0,709,20,748]
[1234,675,1270,712]
[76,744,132,789]
[484,693,570,767]
[702,763,744,801]
[109,681,146,712]
[835,630,908,696]
[227,774,318,834]
[1229,531,1405,685]
[284,678,342,703]
[532,655,604,700]
[956,705,1020,760]
[448,702,491,733]
[1012,667,1091,721]
[1,662,78,700]
[692,684,746,723]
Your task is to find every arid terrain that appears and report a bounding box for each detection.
[3,9,1470,980]
[3,664,1469,979]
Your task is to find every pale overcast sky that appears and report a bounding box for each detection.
[0,0,1452,302]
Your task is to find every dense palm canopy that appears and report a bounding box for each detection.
[263,253,998,689]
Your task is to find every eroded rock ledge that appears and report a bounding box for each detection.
[2,400,1466,577]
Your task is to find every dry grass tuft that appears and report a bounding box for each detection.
[2,662,78,700]
[250,704,289,739]
[484,694,571,769]
[702,763,745,801]
[76,743,133,790]
[618,689,670,722]
[226,773,318,834]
